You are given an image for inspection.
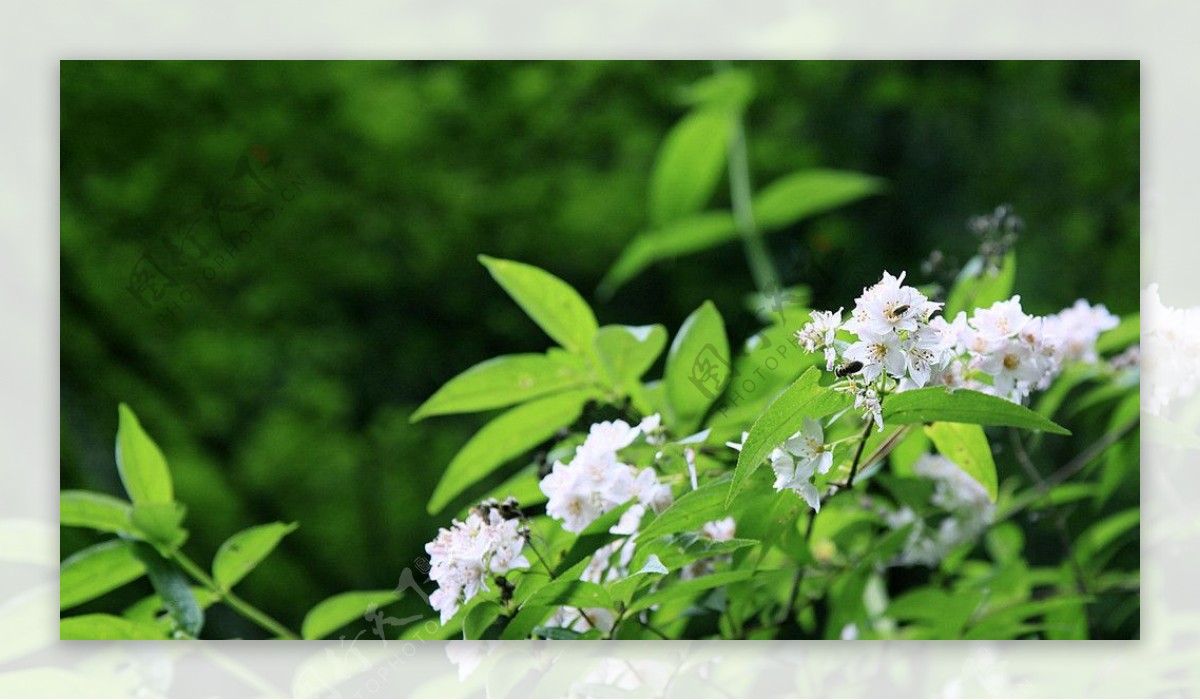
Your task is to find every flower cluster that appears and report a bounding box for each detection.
[798,272,955,429]
[881,455,996,567]
[540,415,672,534]
[932,296,1118,402]
[798,271,1120,423]
[425,497,531,624]
[538,416,673,634]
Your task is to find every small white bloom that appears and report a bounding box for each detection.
[783,417,834,475]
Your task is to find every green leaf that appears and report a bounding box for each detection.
[598,213,737,298]
[1096,312,1139,354]
[115,403,173,504]
[463,601,504,639]
[301,589,401,640]
[478,255,599,355]
[131,542,203,638]
[882,387,1070,435]
[649,108,732,226]
[626,569,754,614]
[609,555,668,605]
[60,540,145,610]
[59,490,138,537]
[664,301,731,431]
[212,522,297,591]
[751,169,884,231]
[1075,508,1139,576]
[411,353,590,422]
[944,251,1016,318]
[130,502,188,552]
[638,477,732,543]
[427,390,592,513]
[924,422,998,502]
[680,69,755,111]
[593,324,668,389]
[525,580,614,610]
[60,614,167,640]
[727,367,853,506]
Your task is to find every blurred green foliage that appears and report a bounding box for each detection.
[60,61,1138,637]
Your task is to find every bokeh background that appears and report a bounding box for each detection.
[59,60,1139,638]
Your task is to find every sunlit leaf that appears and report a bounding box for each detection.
[212,522,298,591]
[649,108,732,226]
[60,540,145,610]
[427,389,592,513]
[115,403,173,505]
[60,614,167,640]
[479,255,599,355]
[59,490,138,537]
[751,169,884,231]
[664,301,730,432]
[302,589,402,640]
[882,387,1070,435]
[593,324,668,390]
[598,213,737,298]
[411,353,590,422]
[924,422,998,502]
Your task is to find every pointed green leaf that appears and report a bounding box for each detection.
[627,569,754,614]
[609,555,668,605]
[130,502,188,552]
[212,522,297,591]
[598,213,738,298]
[649,108,733,226]
[728,367,853,506]
[593,324,668,389]
[638,477,731,543]
[664,301,730,431]
[427,390,592,513]
[751,169,884,230]
[60,614,167,640]
[60,540,145,610]
[478,256,599,355]
[115,403,173,504]
[59,490,138,537]
[882,387,1070,435]
[411,354,589,422]
[301,589,402,640]
[924,422,998,502]
[131,542,204,638]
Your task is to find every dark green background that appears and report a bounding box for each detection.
[60,61,1138,637]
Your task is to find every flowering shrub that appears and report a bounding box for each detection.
[409,250,1138,640]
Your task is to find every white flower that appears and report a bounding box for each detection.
[783,417,834,475]
[855,386,884,431]
[579,419,641,458]
[844,332,906,383]
[976,336,1050,400]
[540,418,673,533]
[700,516,736,542]
[1043,299,1119,364]
[770,448,821,512]
[970,296,1031,345]
[425,503,530,624]
[843,271,939,338]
